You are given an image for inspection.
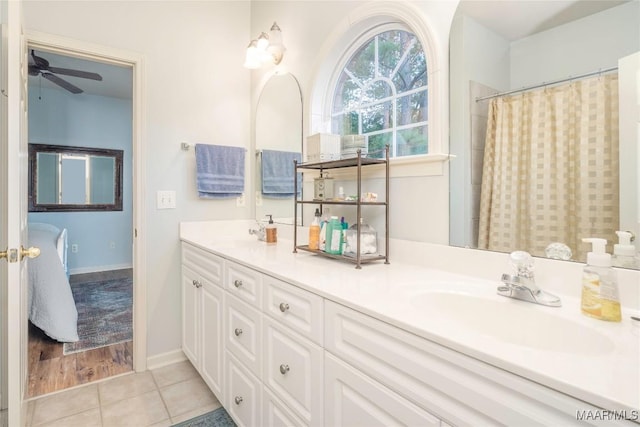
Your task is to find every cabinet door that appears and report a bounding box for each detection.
[263,386,307,427]
[225,293,262,378]
[182,266,200,367]
[263,318,323,426]
[324,353,440,427]
[226,352,262,427]
[201,281,224,400]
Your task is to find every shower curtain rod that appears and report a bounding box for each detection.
[475,66,618,102]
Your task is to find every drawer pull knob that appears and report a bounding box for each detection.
[234,279,243,288]
[194,280,202,288]
[234,396,243,405]
[234,328,243,337]
[279,364,290,375]
[279,303,290,313]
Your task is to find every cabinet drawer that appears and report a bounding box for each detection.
[225,261,262,308]
[182,242,223,287]
[263,275,323,346]
[263,318,323,426]
[325,301,603,426]
[324,353,440,427]
[225,293,262,378]
[263,386,307,427]
[226,352,262,427]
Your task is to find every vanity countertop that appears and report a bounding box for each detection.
[180,221,640,415]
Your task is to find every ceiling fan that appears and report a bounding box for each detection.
[28,50,103,94]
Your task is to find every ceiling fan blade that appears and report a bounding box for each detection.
[30,49,49,69]
[42,73,83,94]
[47,66,103,81]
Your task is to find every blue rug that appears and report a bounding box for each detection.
[172,407,236,427]
[63,276,133,354]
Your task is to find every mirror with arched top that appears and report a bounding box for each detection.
[449,0,639,269]
[255,72,303,225]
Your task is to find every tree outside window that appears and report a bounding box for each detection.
[331,29,428,158]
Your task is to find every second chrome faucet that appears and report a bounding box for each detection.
[498,251,562,307]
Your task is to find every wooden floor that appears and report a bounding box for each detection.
[27,269,134,398]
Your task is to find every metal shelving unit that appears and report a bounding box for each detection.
[293,146,389,269]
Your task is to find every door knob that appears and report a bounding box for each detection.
[20,246,40,260]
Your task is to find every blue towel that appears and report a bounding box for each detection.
[195,144,245,199]
[261,149,302,198]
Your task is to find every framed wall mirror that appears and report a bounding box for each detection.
[28,143,123,212]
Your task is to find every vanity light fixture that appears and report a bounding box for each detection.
[243,22,286,69]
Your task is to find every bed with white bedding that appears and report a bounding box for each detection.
[28,223,79,342]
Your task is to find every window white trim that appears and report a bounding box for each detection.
[307,1,446,178]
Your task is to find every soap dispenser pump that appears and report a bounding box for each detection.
[581,238,621,322]
[613,231,637,268]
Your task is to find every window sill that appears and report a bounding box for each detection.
[303,153,452,181]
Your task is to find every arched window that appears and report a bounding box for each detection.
[331,27,428,158]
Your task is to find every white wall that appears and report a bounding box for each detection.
[449,13,510,247]
[28,87,133,274]
[23,1,251,358]
[511,1,639,88]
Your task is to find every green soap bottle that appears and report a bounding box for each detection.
[325,216,342,255]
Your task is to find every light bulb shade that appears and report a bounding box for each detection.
[267,22,285,65]
[243,41,262,69]
[256,32,269,50]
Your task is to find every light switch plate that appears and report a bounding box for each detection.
[157,190,176,209]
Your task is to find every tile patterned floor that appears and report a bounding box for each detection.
[26,360,220,427]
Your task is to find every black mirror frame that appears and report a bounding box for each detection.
[28,143,124,212]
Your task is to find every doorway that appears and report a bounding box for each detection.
[24,37,145,397]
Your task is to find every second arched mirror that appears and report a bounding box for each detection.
[255,73,303,225]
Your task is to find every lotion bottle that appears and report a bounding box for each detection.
[613,231,637,268]
[265,215,277,244]
[308,209,321,250]
[581,238,621,322]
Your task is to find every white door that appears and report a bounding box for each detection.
[1,1,31,426]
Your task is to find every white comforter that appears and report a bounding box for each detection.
[28,227,79,342]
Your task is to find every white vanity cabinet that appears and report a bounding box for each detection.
[324,301,629,427]
[221,253,325,426]
[181,243,225,399]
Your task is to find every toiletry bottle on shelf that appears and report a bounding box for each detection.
[308,208,321,251]
[325,216,342,255]
[265,215,277,244]
[340,217,348,254]
[319,209,330,251]
[613,231,637,268]
[581,238,621,322]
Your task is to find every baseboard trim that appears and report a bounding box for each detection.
[146,349,187,371]
[69,263,133,275]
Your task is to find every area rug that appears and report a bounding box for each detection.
[172,407,236,427]
[63,276,133,355]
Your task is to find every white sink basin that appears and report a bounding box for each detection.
[412,291,614,354]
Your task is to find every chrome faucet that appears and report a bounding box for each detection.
[248,222,266,241]
[498,251,561,307]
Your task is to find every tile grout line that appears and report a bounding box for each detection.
[150,368,174,425]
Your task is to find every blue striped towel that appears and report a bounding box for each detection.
[195,144,245,198]
[261,149,301,198]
